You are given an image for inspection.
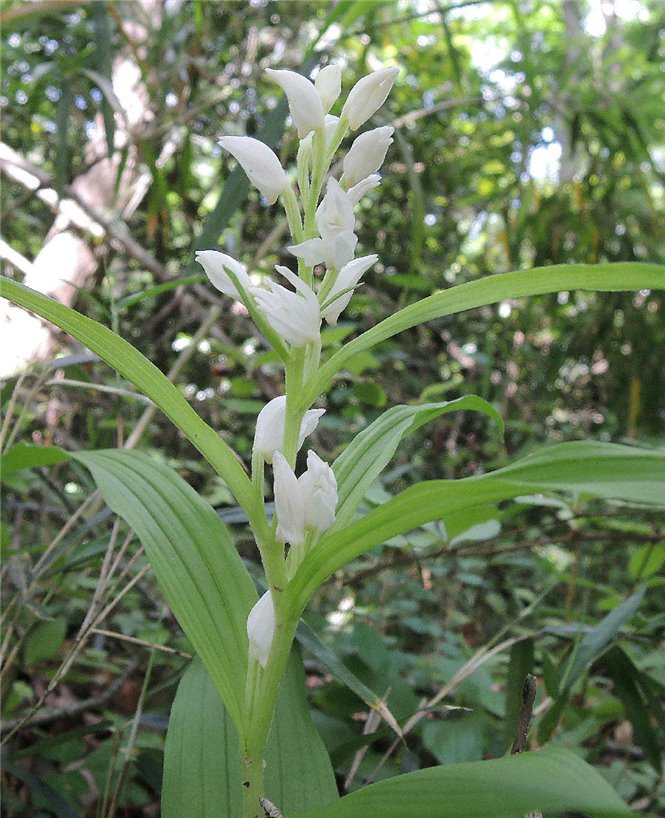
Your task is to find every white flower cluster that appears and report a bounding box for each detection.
[195,63,399,668]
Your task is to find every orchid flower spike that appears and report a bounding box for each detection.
[266,68,325,138]
[219,136,289,204]
[322,254,378,326]
[247,591,275,668]
[252,266,321,347]
[341,66,399,130]
[253,396,324,464]
[342,126,394,188]
[195,251,251,301]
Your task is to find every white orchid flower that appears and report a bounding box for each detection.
[247,591,275,668]
[273,450,337,547]
[252,266,321,348]
[316,178,355,238]
[297,450,338,532]
[341,66,399,130]
[321,254,378,326]
[266,68,325,138]
[342,126,394,188]
[195,251,251,301]
[253,396,325,465]
[219,136,289,204]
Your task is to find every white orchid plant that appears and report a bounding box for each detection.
[2,58,663,818]
[195,63,399,815]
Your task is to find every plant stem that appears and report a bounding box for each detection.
[243,606,299,817]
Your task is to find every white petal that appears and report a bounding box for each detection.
[253,397,324,463]
[324,114,340,145]
[341,66,399,130]
[315,65,342,114]
[266,68,325,138]
[322,254,378,325]
[273,451,306,545]
[195,250,250,300]
[252,267,320,347]
[288,237,327,267]
[346,174,381,206]
[315,178,355,239]
[298,408,326,449]
[342,126,394,188]
[247,591,275,668]
[329,231,358,270]
[219,136,288,204]
[253,396,287,464]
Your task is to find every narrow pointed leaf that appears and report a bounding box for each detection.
[289,442,665,610]
[560,585,646,693]
[332,396,503,529]
[72,449,256,728]
[0,276,264,536]
[305,263,665,400]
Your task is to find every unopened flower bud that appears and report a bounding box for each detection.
[195,251,251,300]
[272,450,337,547]
[273,451,305,545]
[342,126,394,188]
[247,591,275,668]
[341,66,399,130]
[252,266,320,347]
[315,65,342,114]
[253,396,325,464]
[266,68,325,138]
[219,136,289,204]
[322,254,378,326]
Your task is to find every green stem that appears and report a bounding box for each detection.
[304,127,328,239]
[283,350,306,467]
[282,185,304,245]
[242,660,264,818]
[244,605,299,815]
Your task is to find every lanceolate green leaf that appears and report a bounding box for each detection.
[0,276,267,540]
[72,449,257,728]
[163,654,338,818]
[289,747,629,818]
[559,585,646,693]
[303,263,665,402]
[332,396,503,529]
[288,442,665,610]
